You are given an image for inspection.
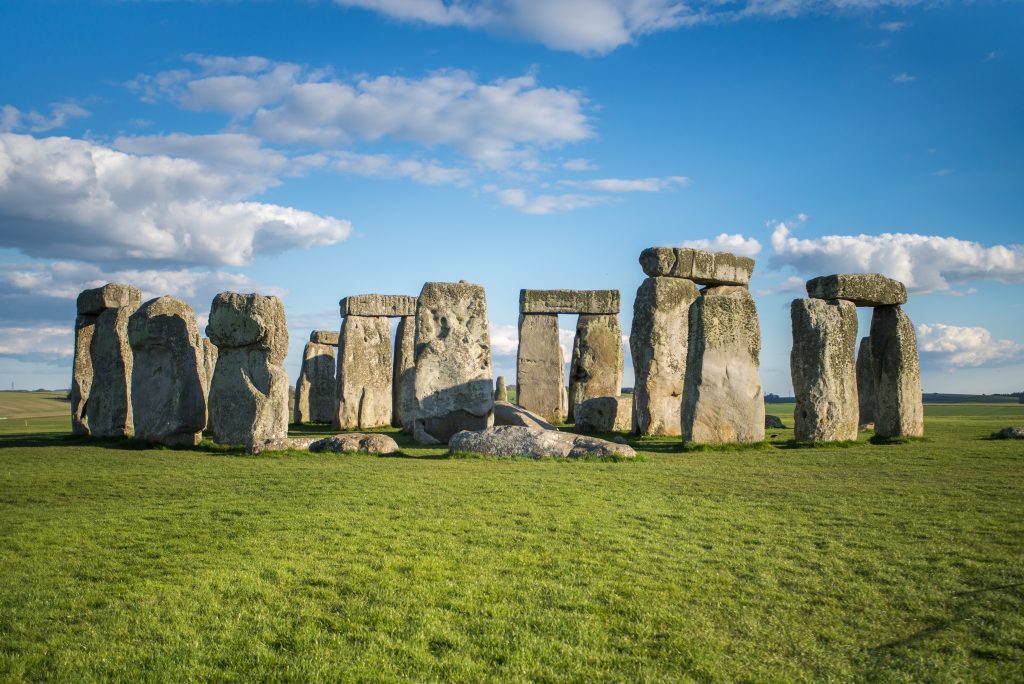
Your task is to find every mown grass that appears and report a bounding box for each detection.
[0,398,1022,681]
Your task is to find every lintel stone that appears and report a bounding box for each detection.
[806,274,907,307]
[310,330,340,345]
[339,294,416,317]
[519,289,620,314]
[639,248,754,285]
[77,283,142,316]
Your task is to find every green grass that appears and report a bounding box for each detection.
[1,395,1023,682]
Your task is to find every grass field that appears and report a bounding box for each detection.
[1,393,1022,681]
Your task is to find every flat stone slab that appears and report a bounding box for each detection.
[309,433,399,454]
[339,294,416,317]
[639,248,754,285]
[77,283,142,316]
[806,274,907,306]
[493,401,557,431]
[310,330,340,345]
[448,426,635,459]
[520,289,620,314]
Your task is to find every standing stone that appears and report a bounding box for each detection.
[870,306,924,438]
[86,305,137,437]
[412,281,494,444]
[295,342,337,424]
[206,293,289,446]
[568,314,623,422]
[392,316,417,431]
[128,296,207,446]
[71,315,96,435]
[575,396,632,433]
[494,376,508,402]
[790,298,859,442]
[856,336,874,428]
[201,338,218,387]
[681,286,765,444]
[517,313,568,423]
[336,316,393,429]
[630,276,700,435]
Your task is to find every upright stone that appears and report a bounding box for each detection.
[86,305,137,437]
[630,276,700,435]
[870,306,924,438]
[494,376,508,402]
[70,315,96,435]
[412,281,494,444]
[568,314,624,422]
[295,341,337,424]
[681,286,765,444]
[517,313,568,423]
[392,316,417,430]
[206,292,289,446]
[856,336,874,428]
[790,298,859,442]
[336,316,393,429]
[128,296,207,446]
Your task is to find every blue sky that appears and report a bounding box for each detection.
[1,0,1021,395]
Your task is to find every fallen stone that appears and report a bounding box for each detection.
[309,433,399,454]
[494,401,556,430]
[86,304,137,437]
[519,289,620,315]
[790,298,859,442]
[765,415,786,429]
[613,435,629,445]
[392,315,416,430]
[870,305,924,438]
[574,396,632,432]
[339,294,416,317]
[310,330,340,346]
[448,426,635,459]
[568,314,624,422]
[995,427,1024,439]
[806,274,908,307]
[630,276,700,435]
[128,296,207,446]
[76,283,142,316]
[681,286,765,444]
[856,336,874,426]
[859,422,875,432]
[494,376,508,402]
[70,314,96,435]
[248,436,320,455]
[516,313,567,423]
[336,316,393,429]
[639,248,754,286]
[412,281,494,444]
[294,341,337,424]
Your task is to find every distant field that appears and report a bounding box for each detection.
[1,392,1022,681]
[0,391,69,432]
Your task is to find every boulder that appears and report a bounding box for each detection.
[681,286,765,444]
[412,281,494,444]
[574,396,632,433]
[639,247,754,286]
[568,314,624,422]
[448,426,635,459]
[870,305,924,438]
[765,415,786,429]
[516,313,568,423]
[494,401,556,430]
[76,283,142,316]
[127,296,207,446]
[310,330,340,346]
[995,427,1024,439]
[206,293,290,446]
[248,436,320,454]
[519,289,620,315]
[86,305,137,437]
[336,316,393,429]
[339,294,416,317]
[294,341,337,424]
[70,314,96,435]
[494,375,508,402]
[806,274,907,307]
[630,276,700,435]
[392,315,417,430]
[309,432,399,454]
[790,298,859,442]
[856,336,874,426]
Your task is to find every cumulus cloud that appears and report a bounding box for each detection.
[0,133,351,268]
[680,232,762,257]
[0,102,90,132]
[769,223,1024,293]
[561,175,689,192]
[918,323,1024,368]
[0,326,74,361]
[490,322,519,356]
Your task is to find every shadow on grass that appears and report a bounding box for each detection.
[869,435,927,446]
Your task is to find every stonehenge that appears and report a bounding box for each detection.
[392,315,417,430]
[870,305,924,438]
[639,247,754,286]
[856,336,874,428]
[494,376,508,402]
[568,313,624,421]
[516,312,568,422]
[574,396,632,433]
[295,331,337,424]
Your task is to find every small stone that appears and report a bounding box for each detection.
[339,294,416,317]
[568,314,624,422]
[639,248,754,286]
[806,274,908,307]
[448,425,635,459]
[494,376,508,402]
[310,330,340,345]
[574,396,632,432]
[765,415,786,429]
[309,433,399,454]
[613,435,629,445]
[494,401,556,430]
[519,289,620,315]
[995,427,1024,439]
[76,283,142,316]
[248,436,320,455]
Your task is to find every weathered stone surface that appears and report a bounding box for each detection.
[790,298,859,442]
[995,427,1024,439]
[310,330,340,346]
[201,338,218,388]
[294,342,337,424]
[765,415,786,429]
[392,316,416,430]
[639,248,754,286]
[309,433,399,454]
[494,376,508,402]
[206,293,289,445]
[870,306,924,438]
[70,314,96,435]
[630,276,700,435]
[336,316,393,429]
[568,314,623,422]
[574,396,632,433]
[449,425,635,459]
[856,336,874,427]
[77,283,141,316]
[86,305,137,437]
[681,286,765,444]
[412,281,494,444]
[494,401,556,430]
[128,297,207,446]
[339,294,416,317]
[248,436,320,454]
[519,289,620,315]
[806,274,908,307]
[516,313,567,423]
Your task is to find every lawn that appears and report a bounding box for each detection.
[1,394,1022,681]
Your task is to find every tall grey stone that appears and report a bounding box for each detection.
[71,314,96,435]
[393,316,417,430]
[568,314,623,422]
[201,338,218,388]
[630,276,700,435]
[206,292,289,446]
[856,336,874,427]
[128,296,207,446]
[790,298,859,442]
[412,281,494,444]
[870,305,924,438]
[516,313,568,423]
[494,376,508,402]
[295,341,337,424]
[336,315,393,429]
[86,305,137,437]
[681,286,765,444]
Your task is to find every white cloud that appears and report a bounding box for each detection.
[490,322,519,356]
[493,187,607,214]
[880,21,907,31]
[0,326,74,359]
[0,133,351,267]
[918,323,1024,368]
[328,151,470,186]
[0,102,90,133]
[893,73,916,83]
[562,158,596,171]
[680,232,762,257]
[769,223,1024,293]
[561,175,689,192]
